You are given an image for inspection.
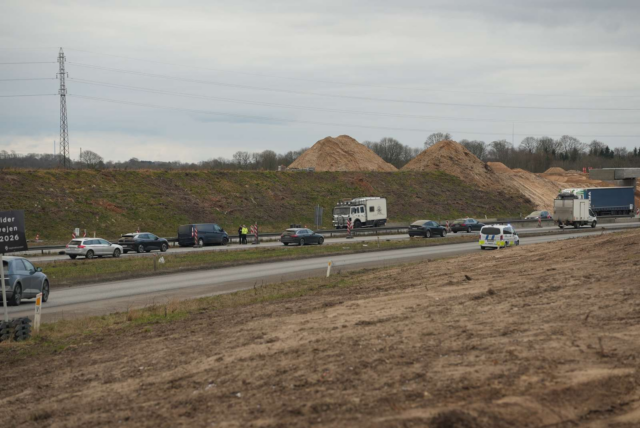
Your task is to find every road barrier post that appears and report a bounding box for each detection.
[33,293,43,334]
[346,218,353,239]
[1,253,8,323]
[537,217,542,228]
[327,261,332,277]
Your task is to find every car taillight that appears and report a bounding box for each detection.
[500,235,503,240]
[291,235,298,238]
[66,244,69,248]
[78,245,86,249]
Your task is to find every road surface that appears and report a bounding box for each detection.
[5,228,627,322]
[23,222,640,263]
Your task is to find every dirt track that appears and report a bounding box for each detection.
[2,231,640,427]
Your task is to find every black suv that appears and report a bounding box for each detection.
[118,232,169,253]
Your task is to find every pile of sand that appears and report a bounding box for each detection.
[488,162,562,211]
[544,167,566,175]
[402,140,507,191]
[288,135,397,172]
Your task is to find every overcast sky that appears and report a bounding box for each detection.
[1,0,640,162]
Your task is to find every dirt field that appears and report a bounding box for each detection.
[3,230,640,427]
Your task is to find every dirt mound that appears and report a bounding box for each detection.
[288,135,397,172]
[544,167,566,174]
[504,169,562,211]
[402,140,508,191]
[487,162,512,174]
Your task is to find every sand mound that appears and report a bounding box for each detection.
[505,169,562,211]
[544,167,566,174]
[288,135,397,172]
[487,162,512,174]
[402,140,505,190]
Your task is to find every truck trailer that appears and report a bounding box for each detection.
[332,197,387,229]
[561,187,635,217]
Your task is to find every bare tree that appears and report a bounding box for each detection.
[488,140,513,163]
[232,151,251,169]
[424,132,451,148]
[79,150,104,169]
[459,139,487,160]
[519,137,538,153]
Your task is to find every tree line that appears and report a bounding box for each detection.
[1,133,638,172]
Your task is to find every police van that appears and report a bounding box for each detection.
[479,224,520,250]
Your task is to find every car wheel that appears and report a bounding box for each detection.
[222,237,229,246]
[574,223,579,229]
[123,250,129,254]
[425,230,431,238]
[591,221,596,228]
[113,248,121,258]
[453,230,457,233]
[198,238,204,247]
[516,240,520,246]
[300,238,305,246]
[9,284,22,306]
[354,220,361,229]
[161,243,168,252]
[86,250,95,259]
[69,255,77,260]
[467,227,471,233]
[283,242,289,246]
[480,246,486,250]
[442,229,447,237]
[42,280,50,303]
[137,244,145,253]
[318,237,324,245]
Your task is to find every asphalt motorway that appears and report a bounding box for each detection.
[5,228,629,322]
[23,222,640,263]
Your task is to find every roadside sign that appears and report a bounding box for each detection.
[0,210,28,322]
[34,293,42,334]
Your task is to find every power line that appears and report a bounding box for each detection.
[68,93,640,139]
[68,77,640,126]
[0,94,57,97]
[0,78,56,81]
[0,62,57,64]
[65,47,640,99]
[67,61,640,112]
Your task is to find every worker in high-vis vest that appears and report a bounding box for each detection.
[241,225,249,244]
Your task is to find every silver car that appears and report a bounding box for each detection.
[1,256,50,306]
[65,238,123,260]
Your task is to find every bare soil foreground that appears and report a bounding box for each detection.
[3,231,640,427]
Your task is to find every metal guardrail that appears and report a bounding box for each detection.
[21,216,638,255]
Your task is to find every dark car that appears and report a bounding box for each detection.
[525,210,552,220]
[408,220,447,238]
[280,228,324,246]
[450,218,485,233]
[1,256,49,306]
[178,224,229,247]
[118,232,169,253]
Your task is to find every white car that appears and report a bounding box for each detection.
[66,238,124,260]
[479,225,520,250]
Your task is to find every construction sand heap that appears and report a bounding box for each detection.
[402,140,506,190]
[288,135,397,172]
[488,162,562,211]
[544,167,566,175]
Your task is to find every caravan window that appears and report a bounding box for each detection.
[369,206,375,212]
[360,207,365,213]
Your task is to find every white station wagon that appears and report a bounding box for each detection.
[66,238,124,260]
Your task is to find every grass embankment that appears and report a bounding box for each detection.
[41,235,477,287]
[0,169,534,242]
[1,267,370,361]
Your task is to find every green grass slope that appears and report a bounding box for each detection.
[0,169,534,242]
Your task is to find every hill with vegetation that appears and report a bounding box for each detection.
[0,169,534,242]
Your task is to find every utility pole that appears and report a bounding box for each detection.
[57,48,70,168]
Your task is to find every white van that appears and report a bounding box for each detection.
[479,225,520,250]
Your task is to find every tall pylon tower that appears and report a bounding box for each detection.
[57,48,70,168]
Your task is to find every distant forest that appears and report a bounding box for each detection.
[2,133,639,172]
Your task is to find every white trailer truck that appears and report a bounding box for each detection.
[332,197,387,229]
[553,192,597,229]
